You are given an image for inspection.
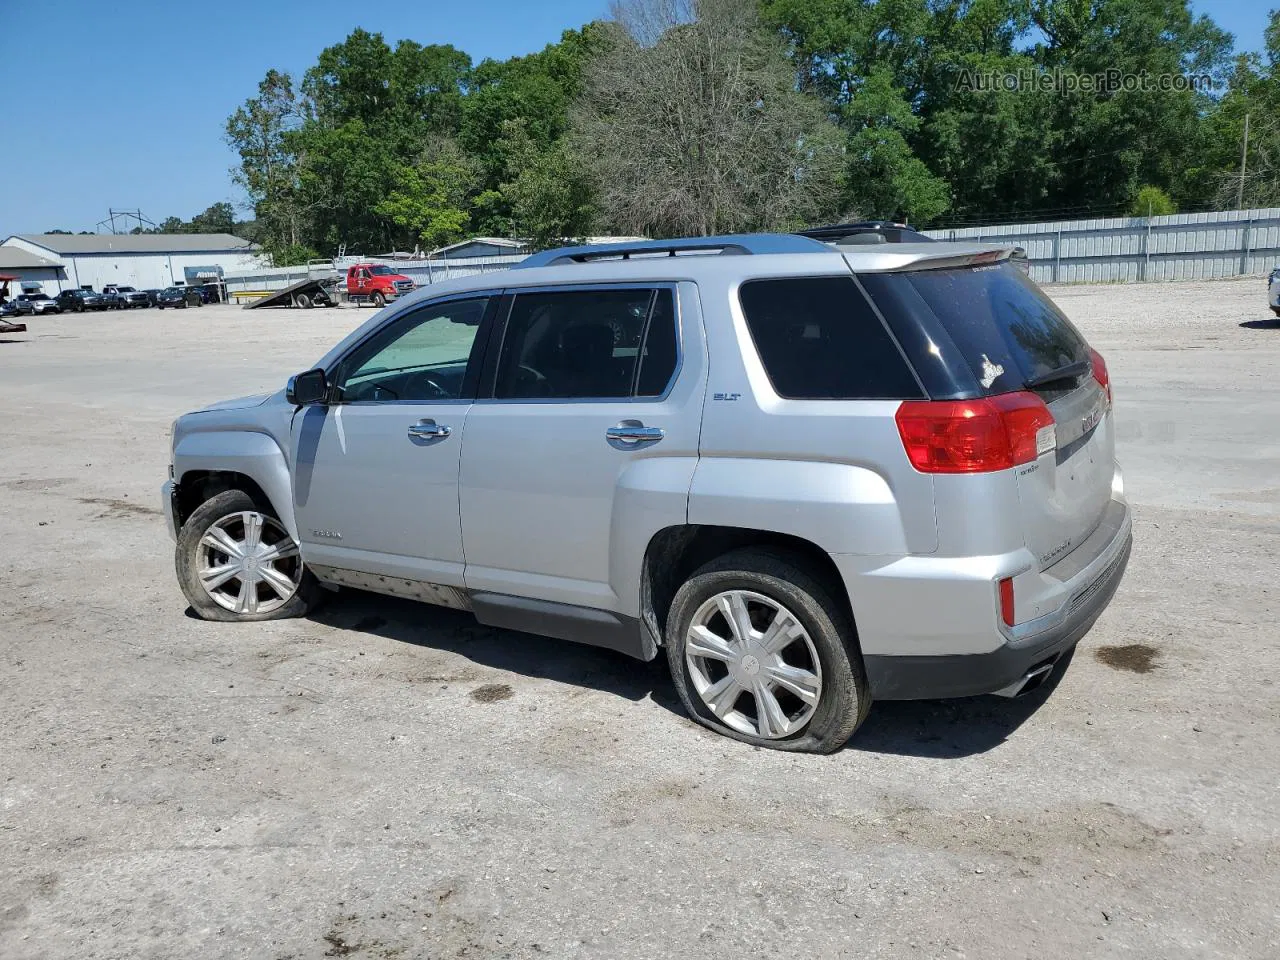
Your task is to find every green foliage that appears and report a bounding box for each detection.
[221,3,1265,253]
[1129,185,1177,216]
[375,139,477,250]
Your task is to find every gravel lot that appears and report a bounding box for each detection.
[1,282,1277,959]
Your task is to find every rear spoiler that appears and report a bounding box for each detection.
[843,242,1017,273]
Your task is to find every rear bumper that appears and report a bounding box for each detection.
[864,530,1130,699]
[857,499,1133,700]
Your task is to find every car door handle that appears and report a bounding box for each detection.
[407,419,451,440]
[606,422,664,446]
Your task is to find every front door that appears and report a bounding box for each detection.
[459,284,700,613]
[291,294,496,586]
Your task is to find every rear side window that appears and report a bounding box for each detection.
[868,263,1088,396]
[494,287,678,400]
[737,276,923,400]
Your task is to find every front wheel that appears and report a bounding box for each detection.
[372,291,385,308]
[176,489,323,622]
[665,549,870,753]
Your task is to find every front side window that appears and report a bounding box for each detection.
[493,287,679,400]
[335,297,489,403]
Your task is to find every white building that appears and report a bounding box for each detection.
[0,246,68,298]
[0,233,261,295]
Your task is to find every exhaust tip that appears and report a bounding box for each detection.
[991,659,1057,699]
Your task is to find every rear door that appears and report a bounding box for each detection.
[863,262,1114,569]
[458,283,699,613]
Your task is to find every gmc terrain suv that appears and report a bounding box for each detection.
[163,234,1131,752]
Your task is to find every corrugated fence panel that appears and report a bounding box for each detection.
[926,208,1280,283]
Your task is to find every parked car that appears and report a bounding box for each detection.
[103,285,151,309]
[187,283,220,304]
[143,289,164,306]
[1268,266,1280,316]
[162,232,1130,753]
[0,299,30,319]
[54,288,111,312]
[155,287,203,309]
[16,293,61,315]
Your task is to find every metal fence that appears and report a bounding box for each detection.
[924,208,1280,284]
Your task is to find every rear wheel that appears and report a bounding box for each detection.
[665,549,870,753]
[176,489,323,622]
[295,293,312,309]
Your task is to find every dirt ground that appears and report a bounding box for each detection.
[1,281,1277,959]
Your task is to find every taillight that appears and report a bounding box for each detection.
[895,392,1055,473]
[1089,347,1112,408]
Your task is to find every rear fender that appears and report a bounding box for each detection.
[688,458,908,557]
[173,431,297,541]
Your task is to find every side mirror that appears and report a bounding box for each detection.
[286,368,329,405]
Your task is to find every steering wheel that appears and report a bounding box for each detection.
[519,364,548,384]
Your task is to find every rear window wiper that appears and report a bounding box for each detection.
[1023,358,1090,391]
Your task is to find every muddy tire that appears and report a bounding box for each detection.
[176,489,323,622]
[665,548,870,753]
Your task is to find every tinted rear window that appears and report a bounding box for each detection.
[882,263,1088,395]
[737,277,923,400]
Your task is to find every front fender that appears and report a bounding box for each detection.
[173,431,298,541]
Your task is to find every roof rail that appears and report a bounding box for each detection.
[513,233,831,269]
[796,221,935,244]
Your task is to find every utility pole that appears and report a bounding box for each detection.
[1238,111,1250,210]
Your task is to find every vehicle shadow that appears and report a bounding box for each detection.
[304,588,1064,758]
[846,648,1076,758]
[308,589,681,712]
[1239,318,1280,329]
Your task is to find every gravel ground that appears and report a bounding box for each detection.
[1,282,1277,959]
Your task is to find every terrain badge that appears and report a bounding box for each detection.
[979,354,1005,389]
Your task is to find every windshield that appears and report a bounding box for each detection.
[369,265,398,276]
[116,286,136,293]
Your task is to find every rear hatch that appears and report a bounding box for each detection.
[860,259,1114,570]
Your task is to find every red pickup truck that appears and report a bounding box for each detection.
[346,263,416,307]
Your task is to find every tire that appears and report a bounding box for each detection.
[295,293,312,309]
[176,489,323,622]
[179,301,187,309]
[665,548,870,753]
[372,291,385,308]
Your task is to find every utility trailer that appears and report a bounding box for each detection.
[242,275,341,310]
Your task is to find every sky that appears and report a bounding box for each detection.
[0,0,1271,235]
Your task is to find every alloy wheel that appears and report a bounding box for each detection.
[196,511,303,615]
[685,590,823,739]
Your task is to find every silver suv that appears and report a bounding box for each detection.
[162,234,1131,753]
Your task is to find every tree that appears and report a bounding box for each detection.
[574,0,844,237]
[496,120,595,247]
[190,202,237,233]
[226,69,307,252]
[375,138,477,251]
[1129,185,1177,216]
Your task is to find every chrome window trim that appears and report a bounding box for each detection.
[477,281,684,405]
